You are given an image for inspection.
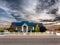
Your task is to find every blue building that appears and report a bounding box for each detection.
[10,21,46,32]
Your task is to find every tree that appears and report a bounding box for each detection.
[35,24,40,32]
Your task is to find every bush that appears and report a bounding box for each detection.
[55,28,60,31]
[0,30,4,32]
[32,30,35,32]
[58,28,60,30]
[14,30,18,32]
[9,29,14,32]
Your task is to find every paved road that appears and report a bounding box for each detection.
[0,36,60,45]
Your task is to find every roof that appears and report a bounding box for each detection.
[11,21,43,27]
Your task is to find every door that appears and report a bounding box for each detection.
[23,26,27,32]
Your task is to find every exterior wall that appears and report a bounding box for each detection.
[12,25,35,32]
[28,26,35,32]
[28,26,33,32]
[18,26,22,32]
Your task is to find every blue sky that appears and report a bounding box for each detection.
[0,0,60,24]
[0,8,16,23]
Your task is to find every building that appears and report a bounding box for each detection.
[10,21,46,33]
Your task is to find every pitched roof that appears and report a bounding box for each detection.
[11,21,43,27]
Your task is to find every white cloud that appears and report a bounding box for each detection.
[0,17,16,22]
[17,0,59,22]
[0,0,60,23]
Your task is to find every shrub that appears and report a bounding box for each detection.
[14,30,18,32]
[58,28,60,30]
[0,30,4,32]
[55,28,60,31]
[32,30,35,32]
[9,29,14,32]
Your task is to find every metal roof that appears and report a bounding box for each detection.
[11,21,43,27]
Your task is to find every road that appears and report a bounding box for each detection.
[0,36,60,45]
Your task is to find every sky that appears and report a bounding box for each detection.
[0,0,60,24]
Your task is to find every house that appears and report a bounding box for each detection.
[10,21,46,32]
